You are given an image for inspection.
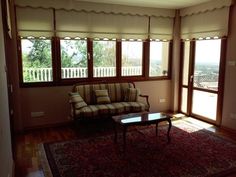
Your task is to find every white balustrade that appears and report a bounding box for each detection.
[23,66,142,82]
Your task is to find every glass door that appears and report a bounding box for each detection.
[179,41,191,114]
[191,40,221,121]
[180,39,226,125]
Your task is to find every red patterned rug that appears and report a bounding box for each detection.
[39,121,236,177]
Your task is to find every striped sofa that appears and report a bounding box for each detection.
[69,82,150,121]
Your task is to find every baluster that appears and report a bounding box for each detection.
[43,68,45,81]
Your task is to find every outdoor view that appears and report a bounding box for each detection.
[192,39,221,120]
[193,39,221,91]
[21,39,170,82]
[93,40,116,77]
[21,39,52,82]
[61,39,88,79]
[121,41,142,76]
[149,41,169,77]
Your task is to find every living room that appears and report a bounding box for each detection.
[0,0,236,177]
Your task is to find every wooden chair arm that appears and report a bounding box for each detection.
[139,94,150,110]
[69,101,76,120]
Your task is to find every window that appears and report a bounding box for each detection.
[194,39,221,91]
[121,41,143,76]
[149,41,169,77]
[19,38,172,86]
[60,39,88,79]
[16,5,173,86]
[93,40,116,77]
[21,39,52,83]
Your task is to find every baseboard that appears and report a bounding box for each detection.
[221,125,236,134]
[11,160,15,177]
[15,121,72,134]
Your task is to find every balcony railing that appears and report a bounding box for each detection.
[23,66,142,82]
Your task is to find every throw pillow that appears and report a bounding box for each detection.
[124,88,140,102]
[94,89,111,104]
[69,92,87,109]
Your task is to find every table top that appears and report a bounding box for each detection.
[112,112,172,125]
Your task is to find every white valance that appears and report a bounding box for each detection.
[15,0,175,18]
[16,7,54,37]
[150,16,173,40]
[15,0,175,39]
[56,10,149,39]
[180,0,232,39]
[180,0,232,17]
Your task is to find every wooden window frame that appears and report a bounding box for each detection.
[178,38,227,125]
[18,37,173,88]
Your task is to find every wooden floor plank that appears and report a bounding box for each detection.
[14,118,236,177]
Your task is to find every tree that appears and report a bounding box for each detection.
[26,39,51,68]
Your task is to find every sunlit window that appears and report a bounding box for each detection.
[121,41,142,76]
[60,39,88,79]
[93,40,116,77]
[149,41,169,77]
[194,39,221,91]
[21,39,52,83]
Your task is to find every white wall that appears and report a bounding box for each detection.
[20,80,172,129]
[0,2,14,177]
[222,3,236,130]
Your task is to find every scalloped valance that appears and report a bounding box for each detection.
[15,0,175,18]
[180,0,232,17]
[15,1,174,40]
[180,0,233,39]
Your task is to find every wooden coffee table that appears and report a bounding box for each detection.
[112,112,172,151]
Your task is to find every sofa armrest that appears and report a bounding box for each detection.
[69,100,76,120]
[139,94,150,110]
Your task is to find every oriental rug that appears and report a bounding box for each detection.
[39,121,236,177]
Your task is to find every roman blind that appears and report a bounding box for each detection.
[150,16,174,40]
[56,10,149,39]
[16,6,54,37]
[180,0,232,39]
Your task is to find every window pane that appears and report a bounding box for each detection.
[93,40,116,77]
[182,41,190,85]
[21,39,52,82]
[122,41,142,76]
[149,41,169,77]
[181,87,188,113]
[60,40,88,79]
[192,90,217,120]
[194,39,221,91]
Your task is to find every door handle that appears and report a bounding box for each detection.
[190,75,194,83]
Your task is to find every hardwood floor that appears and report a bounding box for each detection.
[14,117,236,177]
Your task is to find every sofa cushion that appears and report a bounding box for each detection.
[127,102,147,112]
[69,92,87,109]
[94,89,111,104]
[107,83,133,102]
[124,88,140,102]
[74,102,148,118]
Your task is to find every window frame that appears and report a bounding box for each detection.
[18,37,172,87]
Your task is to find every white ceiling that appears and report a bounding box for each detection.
[76,0,214,9]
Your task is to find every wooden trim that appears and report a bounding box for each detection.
[178,41,184,112]
[116,40,121,77]
[87,38,93,78]
[221,125,236,134]
[191,113,218,126]
[143,39,150,79]
[20,76,171,88]
[168,40,173,80]
[216,38,227,125]
[17,36,24,85]
[187,40,195,115]
[52,37,58,82]
[192,87,218,94]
